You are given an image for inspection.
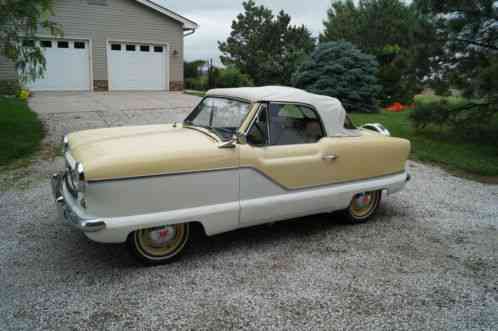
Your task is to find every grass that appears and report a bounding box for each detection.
[0,96,44,167]
[350,110,498,177]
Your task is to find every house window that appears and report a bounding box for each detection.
[111,44,121,51]
[57,41,69,48]
[23,40,35,47]
[140,45,150,52]
[74,41,86,49]
[40,40,52,48]
[126,44,136,51]
[154,46,163,53]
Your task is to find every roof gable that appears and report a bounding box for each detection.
[134,0,198,30]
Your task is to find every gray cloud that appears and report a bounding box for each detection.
[153,0,331,63]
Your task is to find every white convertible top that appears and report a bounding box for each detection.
[206,86,359,137]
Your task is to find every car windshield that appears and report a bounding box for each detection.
[184,97,252,140]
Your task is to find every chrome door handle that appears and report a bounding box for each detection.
[322,154,338,161]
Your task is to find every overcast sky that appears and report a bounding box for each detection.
[153,0,331,64]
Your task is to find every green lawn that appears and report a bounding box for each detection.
[350,110,498,177]
[0,96,44,166]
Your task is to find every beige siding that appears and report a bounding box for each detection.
[54,0,183,81]
[44,0,184,83]
[0,55,17,80]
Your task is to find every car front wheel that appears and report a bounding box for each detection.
[344,190,381,223]
[128,223,190,265]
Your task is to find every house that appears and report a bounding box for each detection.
[0,0,197,91]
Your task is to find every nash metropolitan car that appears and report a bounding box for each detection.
[52,86,410,264]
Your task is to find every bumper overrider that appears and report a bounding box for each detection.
[51,173,106,232]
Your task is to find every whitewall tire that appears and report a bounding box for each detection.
[343,190,381,224]
[127,223,190,265]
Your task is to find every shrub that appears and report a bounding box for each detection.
[292,41,381,113]
[185,76,208,91]
[410,95,498,141]
[185,67,253,91]
[216,67,253,88]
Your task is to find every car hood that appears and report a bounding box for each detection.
[67,124,238,181]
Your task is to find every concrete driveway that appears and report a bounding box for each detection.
[29,91,201,145]
[29,91,200,114]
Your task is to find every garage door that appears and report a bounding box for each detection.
[108,42,168,91]
[27,39,90,91]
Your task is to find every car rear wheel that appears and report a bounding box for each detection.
[344,190,381,223]
[128,223,190,265]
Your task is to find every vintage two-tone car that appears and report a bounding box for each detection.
[52,86,410,264]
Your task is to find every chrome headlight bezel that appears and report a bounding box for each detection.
[66,161,86,194]
[74,162,86,193]
[62,135,69,154]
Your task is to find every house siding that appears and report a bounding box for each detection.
[0,56,17,81]
[1,0,185,90]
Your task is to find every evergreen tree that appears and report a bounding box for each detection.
[292,41,381,113]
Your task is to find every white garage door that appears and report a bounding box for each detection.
[108,42,168,91]
[27,39,91,91]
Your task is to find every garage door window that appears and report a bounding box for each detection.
[154,46,163,53]
[111,44,121,51]
[40,40,52,48]
[140,45,150,52]
[57,41,69,48]
[126,44,136,51]
[74,41,86,49]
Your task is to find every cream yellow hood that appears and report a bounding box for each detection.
[68,124,238,181]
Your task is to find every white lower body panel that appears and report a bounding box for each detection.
[81,170,408,244]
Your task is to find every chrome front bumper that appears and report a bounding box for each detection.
[51,173,106,232]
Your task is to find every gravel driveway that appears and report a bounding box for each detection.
[1,92,497,330]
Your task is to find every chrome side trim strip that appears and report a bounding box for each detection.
[86,167,239,184]
[87,166,406,192]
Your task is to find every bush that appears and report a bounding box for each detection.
[185,67,253,91]
[185,76,208,91]
[215,67,253,88]
[410,95,498,141]
[292,41,381,112]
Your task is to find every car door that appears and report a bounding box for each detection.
[238,102,341,226]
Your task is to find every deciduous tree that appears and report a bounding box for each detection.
[0,0,62,83]
[218,0,315,86]
[321,0,432,104]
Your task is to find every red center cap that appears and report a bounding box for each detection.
[159,229,169,238]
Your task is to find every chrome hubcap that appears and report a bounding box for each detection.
[148,226,177,248]
[354,193,372,209]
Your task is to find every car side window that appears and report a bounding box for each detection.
[246,105,269,146]
[269,103,324,145]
